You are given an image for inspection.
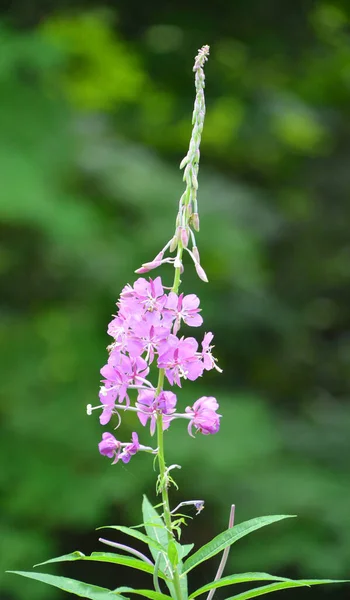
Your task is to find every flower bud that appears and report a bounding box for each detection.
[179,155,189,170]
[170,235,178,253]
[191,213,200,231]
[174,255,182,269]
[195,262,208,283]
[181,227,189,248]
[135,249,165,274]
[192,246,200,263]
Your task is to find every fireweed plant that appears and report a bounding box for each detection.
[8,46,349,600]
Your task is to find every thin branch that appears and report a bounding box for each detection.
[153,552,162,594]
[206,504,235,600]
[98,538,154,566]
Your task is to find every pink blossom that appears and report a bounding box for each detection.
[185,396,221,436]
[120,277,166,315]
[100,357,130,417]
[98,432,140,464]
[136,390,177,435]
[107,315,127,340]
[201,332,222,372]
[165,292,203,334]
[98,383,120,425]
[119,432,140,463]
[127,321,170,363]
[99,432,121,459]
[158,336,204,386]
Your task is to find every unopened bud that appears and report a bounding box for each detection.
[195,262,208,283]
[184,164,192,184]
[135,251,164,274]
[170,235,178,253]
[179,191,187,206]
[174,255,182,269]
[181,227,189,248]
[192,213,200,231]
[192,246,200,263]
[179,155,189,170]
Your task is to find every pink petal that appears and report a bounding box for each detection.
[165,292,178,310]
[182,294,200,310]
[185,314,203,327]
[152,276,164,298]
[127,339,145,357]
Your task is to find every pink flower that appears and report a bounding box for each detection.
[119,432,140,463]
[136,390,177,435]
[120,277,166,315]
[164,292,203,334]
[99,432,140,464]
[98,382,120,425]
[99,432,121,459]
[185,396,221,436]
[201,332,222,372]
[127,321,170,363]
[100,353,130,396]
[158,336,204,386]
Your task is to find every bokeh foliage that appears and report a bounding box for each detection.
[1,2,350,599]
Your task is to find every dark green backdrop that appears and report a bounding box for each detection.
[1,2,350,599]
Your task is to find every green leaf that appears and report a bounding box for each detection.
[98,525,165,553]
[6,571,122,600]
[189,573,292,598]
[177,543,194,560]
[36,551,168,580]
[34,551,85,566]
[142,496,188,600]
[168,541,179,567]
[224,579,349,600]
[182,516,295,575]
[114,587,172,600]
[142,496,169,560]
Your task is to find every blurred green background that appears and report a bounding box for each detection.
[1,1,350,599]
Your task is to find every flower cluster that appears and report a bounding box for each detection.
[89,276,221,464]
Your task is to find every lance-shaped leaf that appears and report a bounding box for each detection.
[142,496,169,560]
[224,579,349,600]
[178,543,194,560]
[182,515,295,575]
[142,496,188,600]
[35,551,169,580]
[115,587,172,600]
[6,571,123,600]
[189,572,292,598]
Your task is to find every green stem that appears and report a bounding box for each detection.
[172,246,183,294]
[155,246,184,600]
[155,369,183,600]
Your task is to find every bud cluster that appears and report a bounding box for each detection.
[136,46,210,283]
